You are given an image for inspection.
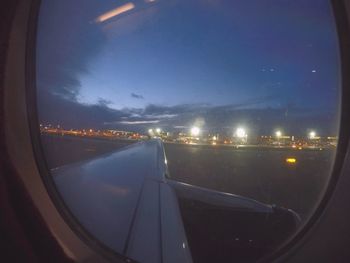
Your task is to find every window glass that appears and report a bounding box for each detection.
[36,0,340,262]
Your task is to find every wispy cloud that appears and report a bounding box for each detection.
[98,98,113,106]
[119,120,160,125]
[145,114,178,119]
[131,93,144,99]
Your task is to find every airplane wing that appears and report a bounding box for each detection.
[52,139,300,263]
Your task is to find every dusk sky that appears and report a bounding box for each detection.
[36,0,341,135]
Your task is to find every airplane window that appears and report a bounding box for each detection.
[35,0,340,262]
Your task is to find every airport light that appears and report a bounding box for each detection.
[191,126,200,136]
[156,128,161,134]
[286,157,297,164]
[148,128,153,135]
[275,130,282,137]
[309,131,316,139]
[235,127,246,138]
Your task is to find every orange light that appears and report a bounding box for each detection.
[286,158,297,164]
[95,3,135,23]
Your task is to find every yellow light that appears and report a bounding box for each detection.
[212,142,217,145]
[286,158,297,164]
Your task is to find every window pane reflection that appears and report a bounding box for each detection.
[36,0,340,262]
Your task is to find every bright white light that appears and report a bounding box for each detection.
[148,129,153,134]
[235,128,246,138]
[156,128,161,133]
[309,131,316,139]
[312,69,317,73]
[275,130,282,137]
[213,136,217,141]
[191,126,200,136]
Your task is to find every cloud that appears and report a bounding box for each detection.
[118,120,160,125]
[36,0,108,101]
[38,89,338,136]
[130,93,144,99]
[98,98,114,106]
[38,90,129,129]
[144,114,178,119]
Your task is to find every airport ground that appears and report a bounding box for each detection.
[41,134,335,219]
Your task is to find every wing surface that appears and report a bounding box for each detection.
[53,139,191,263]
[52,139,299,263]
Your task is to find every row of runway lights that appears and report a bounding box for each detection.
[149,126,318,139]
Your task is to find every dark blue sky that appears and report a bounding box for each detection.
[36,0,341,135]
